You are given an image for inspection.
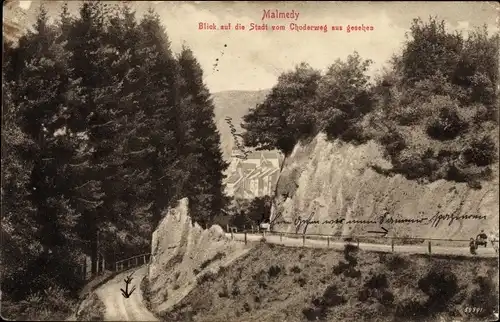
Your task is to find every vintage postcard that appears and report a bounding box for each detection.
[2,1,499,321]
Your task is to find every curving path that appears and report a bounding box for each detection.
[94,266,158,321]
[92,233,498,321]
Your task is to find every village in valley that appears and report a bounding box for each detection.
[224,147,283,199]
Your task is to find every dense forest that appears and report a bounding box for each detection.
[2,1,228,310]
[242,18,499,187]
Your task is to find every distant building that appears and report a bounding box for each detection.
[224,147,283,199]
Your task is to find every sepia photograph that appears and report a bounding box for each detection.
[2,1,499,321]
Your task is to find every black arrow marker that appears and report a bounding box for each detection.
[367,226,388,237]
[121,274,136,298]
[121,285,136,298]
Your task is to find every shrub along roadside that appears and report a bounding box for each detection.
[74,293,105,321]
[140,275,156,315]
[1,286,76,321]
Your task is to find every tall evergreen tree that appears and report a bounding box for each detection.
[4,4,84,295]
[64,1,123,274]
[177,46,228,226]
[101,4,154,258]
[1,48,40,299]
[136,9,182,228]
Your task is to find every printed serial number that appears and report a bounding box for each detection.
[464,306,484,314]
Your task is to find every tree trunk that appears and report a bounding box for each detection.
[90,220,98,275]
[269,153,287,227]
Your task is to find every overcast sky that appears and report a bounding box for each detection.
[5,1,499,93]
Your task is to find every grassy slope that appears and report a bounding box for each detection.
[162,243,499,322]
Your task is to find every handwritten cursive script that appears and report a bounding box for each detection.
[271,211,487,229]
[225,116,251,160]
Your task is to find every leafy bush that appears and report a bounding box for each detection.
[365,273,389,290]
[358,273,395,306]
[463,135,497,167]
[2,286,77,321]
[199,252,226,271]
[303,284,346,321]
[197,271,216,285]
[268,265,282,278]
[382,254,409,271]
[320,285,346,307]
[374,19,498,184]
[231,284,241,297]
[227,196,273,231]
[302,307,325,321]
[344,267,362,279]
[295,277,307,287]
[343,244,359,265]
[332,246,362,278]
[425,106,468,140]
[76,292,105,321]
[333,260,350,275]
[218,283,230,298]
[394,295,427,318]
[418,266,459,312]
[380,131,407,158]
[140,276,156,313]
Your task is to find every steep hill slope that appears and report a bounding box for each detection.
[270,133,499,240]
[162,243,499,322]
[212,89,271,160]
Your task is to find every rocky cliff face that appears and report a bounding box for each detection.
[270,133,499,240]
[148,198,249,314]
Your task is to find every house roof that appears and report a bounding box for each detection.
[245,150,281,160]
[239,163,257,172]
[261,151,281,160]
[261,159,275,168]
[269,168,279,177]
[247,167,279,180]
[263,168,278,177]
[260,168,279,179]
[248,169,263,180]
[246,166,261,179]
[245,151,264,159]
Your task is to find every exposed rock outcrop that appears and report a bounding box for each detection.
[148,198,249,313]
[271,133,499,240]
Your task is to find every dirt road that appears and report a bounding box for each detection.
[226,232,499,257]
[94,266,158,321]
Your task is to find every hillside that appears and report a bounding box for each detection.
[212,89,271,160]
[162,243,499,322]
[146,198,251,314]
[270,133,499,241]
